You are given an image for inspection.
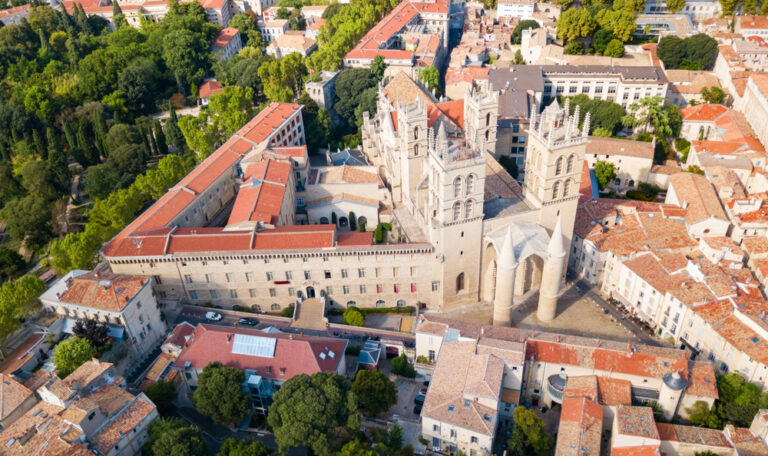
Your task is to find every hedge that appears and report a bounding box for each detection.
[328,306,416,316]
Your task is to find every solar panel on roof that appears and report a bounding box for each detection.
[232,334,276,358]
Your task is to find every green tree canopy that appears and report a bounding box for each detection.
[352,369,397,416]
[596,9,635,42]
[147,418,209,456]
[701,86,726,104]
[512,20,540,44]
[53,337,97,378]
[685,401,722,429]
[604,39,625,58]
[145,381,177,416]
[508,406,551,456]
[0,275,45,343]
[556,8,597,42]
[0,195,53,251]
[344,306,365,326]
[594,160,617,191]
[192,361,250,426]
[389,353,416,378]
[267,372,362,456]
[218,438,273,456]
[666,0,686,12]
[658,34,718,70]
[0,248,25,279]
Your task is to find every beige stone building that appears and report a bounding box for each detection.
[583,136,654,192]
[40,270,166,359]
[101,72,585,324]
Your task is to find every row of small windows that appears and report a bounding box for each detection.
[453,200,474,221]
[186,282,442,300]
[554,154,577,176]
[552,179,574,199]
[453,174,475,197]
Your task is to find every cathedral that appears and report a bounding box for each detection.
[361,72,588,324]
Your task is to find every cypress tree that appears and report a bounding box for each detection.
[92,109,108,157]
[149,125,159,155]
[76,123,99,166]
[59,3,73,32]
[0,142,8,162]
[165,103,184,154]
[32,129,45,157]
[38,28,49,50]
[62,117,77,150]
[153,119,168,155]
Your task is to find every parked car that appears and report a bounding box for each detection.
[419,387,428,395]
[414,394,425,405]
[413,405,422,415]
[423,380,430,387]
[238,318,258,326]
[205,312,223,321]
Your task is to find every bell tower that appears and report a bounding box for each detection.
[426,123,486,309]
[523,99,586,255]
[464,87,499,155]
[398,97,429,207]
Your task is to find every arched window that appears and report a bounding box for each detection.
[465,199,473,219]
[251,305,261,312]
[453,177,462,197]
[485,130,490,141]
[397,299,406,307]
[414,127,419,140]
[555,156,563,175]
[564,178,572,197]
[453,202,461,221]
[376,300,386,308]
[414,144,419,155]
[486,113,491,126]
[346,301,356,307]
[552,180,561,199]
[466,174,474,195]
[566,154,575,173]
[271,303,280,311]
[456,273,465,292]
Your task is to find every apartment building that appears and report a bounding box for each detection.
[40,270,166,358]
[583,136,655,192]
[172,324,347,412]
[212,27,243,61]
[643,0,721,20]
[496,0,534,19]
[343,0,449,78]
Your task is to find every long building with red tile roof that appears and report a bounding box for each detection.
[343,0,449,76]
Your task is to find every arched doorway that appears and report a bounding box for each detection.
[339,216,348,227]
[514,255,544,297]
[480,243,498,303]
[306,287,315,298]
[319,217,329,224]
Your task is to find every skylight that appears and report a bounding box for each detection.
[231,334,277,358]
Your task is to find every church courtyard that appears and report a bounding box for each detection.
[434,282,646,343]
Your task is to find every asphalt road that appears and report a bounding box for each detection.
[175,306,416,345]
[573,279,667,347]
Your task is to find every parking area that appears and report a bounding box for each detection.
[388,378,426,421]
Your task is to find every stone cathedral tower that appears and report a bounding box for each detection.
[522,99,587,321]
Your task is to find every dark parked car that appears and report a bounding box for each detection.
[414,394,425,405]
[423,380,430,387]
[413,405,422,415]
[239,318,258,326]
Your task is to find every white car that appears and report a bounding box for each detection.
[205,311,223,321]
